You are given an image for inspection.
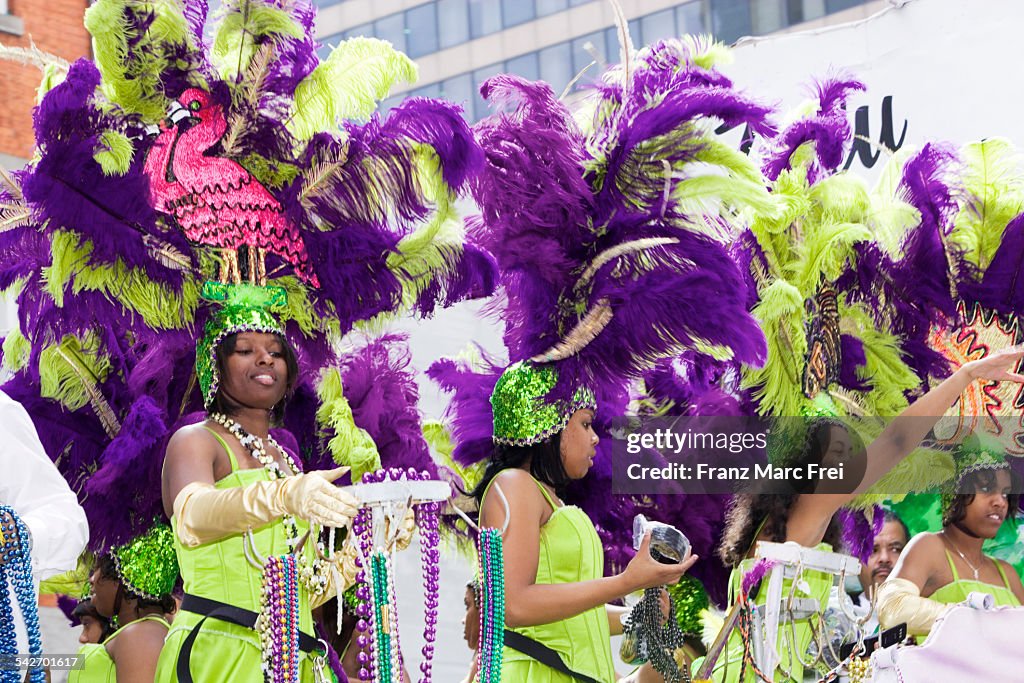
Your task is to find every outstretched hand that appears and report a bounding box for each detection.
[963,344,1024,383]
[621,530,698,592]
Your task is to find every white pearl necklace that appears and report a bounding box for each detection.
[209,412,330,596]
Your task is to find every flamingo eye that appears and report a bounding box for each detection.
[189,100,201,112]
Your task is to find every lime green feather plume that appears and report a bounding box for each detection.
[315,367,380,482]
[210,0,303,85]
[44,230,198,330]
[290,37,417,139]
[951,137,1024,270]
[741,278,807,417]
[385,145,467,310]
[1,329,30,373]
[38,333,120,436]
[94,130,134,176]
[85,0,192,121]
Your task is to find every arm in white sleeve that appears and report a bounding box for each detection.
[0,391,89,579]
[876,577,950,637]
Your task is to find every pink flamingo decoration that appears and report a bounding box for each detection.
[143,88,319,287]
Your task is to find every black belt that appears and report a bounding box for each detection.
[177,593,322,683]
[504,629,604,683]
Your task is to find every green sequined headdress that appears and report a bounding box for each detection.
[196,282,287,409]
[941,432,1011,511]
[490,361,596,446]
[111,523,179,601]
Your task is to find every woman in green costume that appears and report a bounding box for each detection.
[700,347,1024,682]
[473,361,698,683]
[69,524,178,683]
[878,434,1024,637]
[155,305,362,683]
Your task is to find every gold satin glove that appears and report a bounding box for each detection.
[876,577,950,636]
[390,507,417,553]
[173,466,358,547]
[311,537,361,608]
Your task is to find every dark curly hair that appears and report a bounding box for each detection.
[469,435,569,504]
[96,554,177,615]
[717,492,844,567]
[718,420,850,567]
[943,468,1022,528]
[210,332,299,425]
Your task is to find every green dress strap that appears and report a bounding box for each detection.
[531,477,560,511]
[994,557,1013,591]
[202,426,241,473]
[944,548,961,581]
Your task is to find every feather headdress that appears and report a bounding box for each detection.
[431,35,772,586]
[0,0,493,554]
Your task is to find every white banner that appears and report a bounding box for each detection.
[725,0,1024,177]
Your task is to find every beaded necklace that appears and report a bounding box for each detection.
[622,588,688,682]
[351,467,443,682]
[476,527,505,683]
[209,412,330,595]
[0,506,45,683]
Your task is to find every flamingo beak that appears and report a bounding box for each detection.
[165,101,191,127]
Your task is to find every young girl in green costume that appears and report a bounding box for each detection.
[700,346,1024,682]
[156,305,362,683]
[878,434,1024,637]
[69,524,178,683]
[474,361,699,682]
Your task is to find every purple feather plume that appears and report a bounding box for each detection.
[762,75,865,183]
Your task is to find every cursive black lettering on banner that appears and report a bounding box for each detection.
[845,96,908,171]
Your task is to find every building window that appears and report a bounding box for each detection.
[411,82,443,99]
[469,0,503,39]
[677,2,705,35]
[342,22,373,41]
[472,62,504,117]
[311,0,344,7]
[639,9,677,46]
[506,51,540,81]
[539,42,572,94]
[571,31,604,78]
[406,3,439,58]
[710,0,752,43]
[796,0,828,23]
[502,0,536,28]
[441,73,476,120]
[438,0,470,48]
[374,13,406,53]
[536,0,568,16]
[826,0,868,12]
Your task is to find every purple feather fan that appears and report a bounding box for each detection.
[762,75,865,183]
[962,213,1024,314]
[339,335,437,476]
[741,558,776,595]
[838,505,885,563]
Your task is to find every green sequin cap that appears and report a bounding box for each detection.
[490,361,596,446]
[111,523,179,601]
[942,432,1010,510]
[196,282,287,408]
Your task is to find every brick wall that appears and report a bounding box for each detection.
[0,1,91,161]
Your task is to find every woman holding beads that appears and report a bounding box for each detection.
[473,361,698,683]
[155,308,363,683]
